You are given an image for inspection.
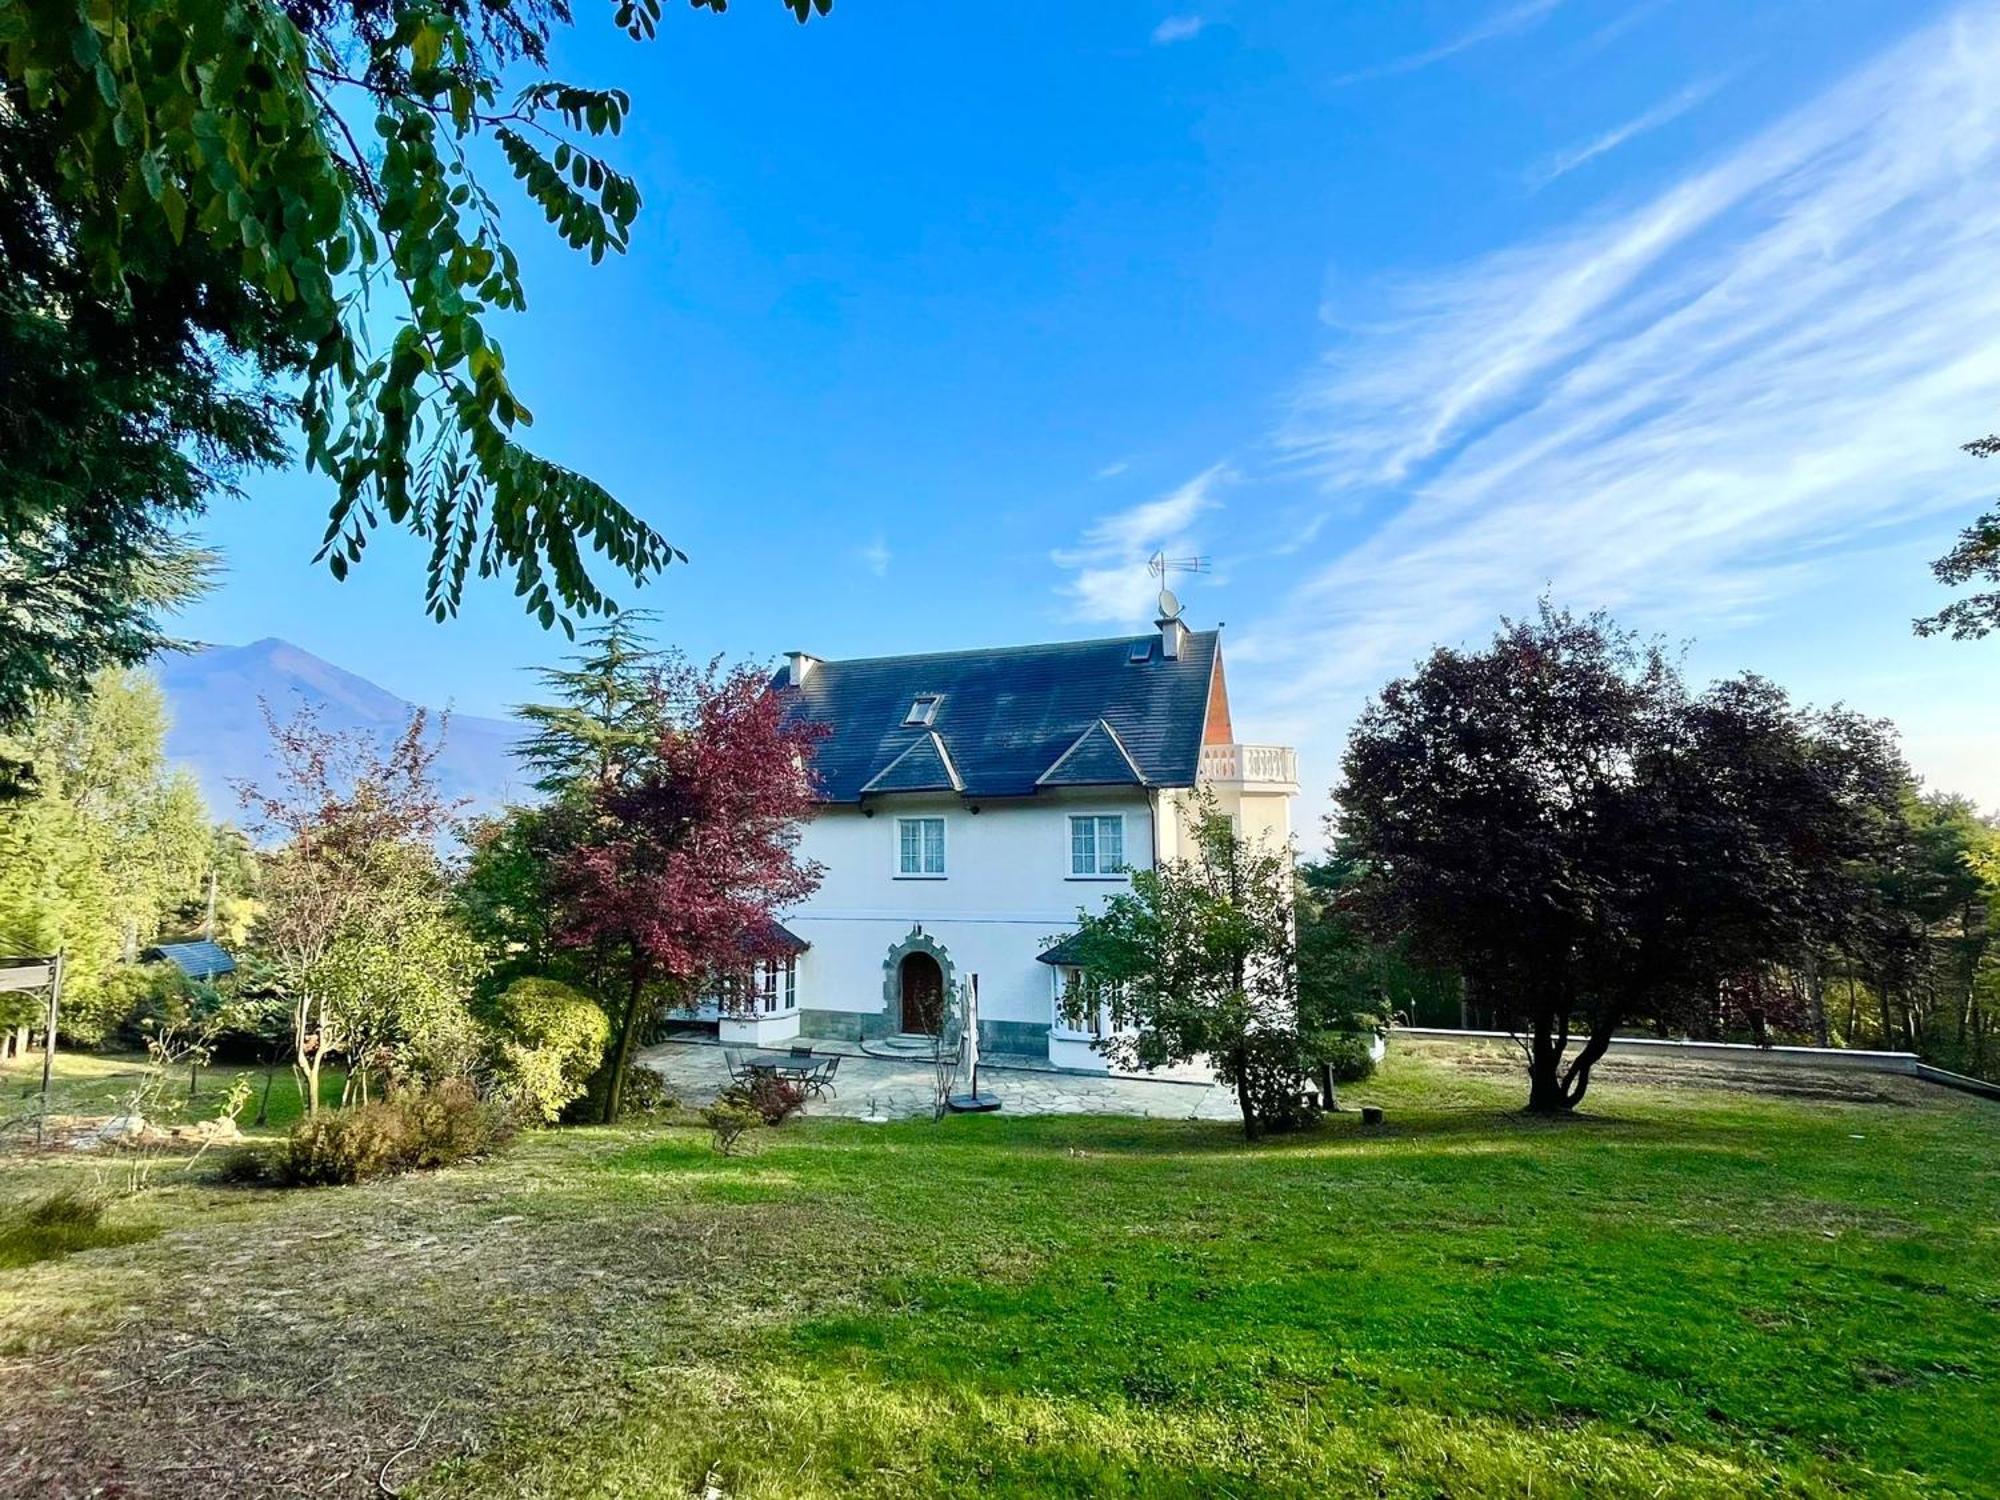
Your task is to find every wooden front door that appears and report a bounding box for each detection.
[899,952,944,1035]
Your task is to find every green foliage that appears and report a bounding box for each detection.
[457,804,570,988]
[1298,855,1456,1029]
[314,843,489,1090]
[0,1186,155,1268]
[1833,790,2000,1079]
[511,612,667,795]
[489,975,610,1123]
[58,960,196,1049]
[241,701,477,1109]
[277,1078,514,1186]
[699,1074,805,1153]
[0,671,215,998]
[567,1054,672,1123]
[0,23,283,730]
[1319,1030,1378,1084]
[1230,1029,1323,1134]
[0,2,865,653]
[1917,433,2000,639]
[700,1098,759,1154]
[1058,792,1314,1138]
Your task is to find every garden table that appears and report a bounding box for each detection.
[744,1052,817,1081]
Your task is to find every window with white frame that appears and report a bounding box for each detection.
[896,815,947,876]
[1068,814,1127,877]
[904,693,942,727]
[755,956,798,1014]
[1055,967,1110,1037]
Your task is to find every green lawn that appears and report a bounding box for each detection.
[0,1046,345,1135]
[0,1046,1995,1498]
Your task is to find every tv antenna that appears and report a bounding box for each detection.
[1148,551,1208,620]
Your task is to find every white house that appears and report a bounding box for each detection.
[711,610,1299,1073]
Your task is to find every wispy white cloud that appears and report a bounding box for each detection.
[1242,6,2000,810]
[1053,466,1226,623]
[1527,76,1725,188]
[1152,15,1205,46]
[1334,0,1563,86]
[854,537,891,578]
[1095,458,1132,479]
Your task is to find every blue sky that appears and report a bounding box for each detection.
[183,0,2000,833]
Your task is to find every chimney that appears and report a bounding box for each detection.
[786,651,820,687]
[1155,614,1188,661]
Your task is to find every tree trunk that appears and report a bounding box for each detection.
[601,969,645,1124]
[1231,1047,1261,1141]
[1525,1001,1616,1115]
[295,991,320,1116]
[1557,1016,1618,1111]
[298,1055,321,1118]
[254,1068,277,1128]
[1523,1001,1571,1115]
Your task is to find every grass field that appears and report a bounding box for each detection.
[0,1044,1995,1497]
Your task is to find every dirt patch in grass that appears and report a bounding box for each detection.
[0,1129,868,1498]
[1400,1035,1934,1106]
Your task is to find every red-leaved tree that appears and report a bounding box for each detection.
[553,657,824,1122]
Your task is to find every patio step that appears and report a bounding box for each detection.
[863,1033,943,1058]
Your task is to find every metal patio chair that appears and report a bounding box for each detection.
[804,1054,841,1099]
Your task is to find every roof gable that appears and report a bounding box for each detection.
[860,732,964,795]
[1037,719,1144,788]
[780,631,1217,803]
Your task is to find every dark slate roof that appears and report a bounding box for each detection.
[860,732,963,795]
[143,940,236,980]
[1037,933,1089,966]
[1037,719,1143,789]
[779,631,1217,804]
[742,919,810,957]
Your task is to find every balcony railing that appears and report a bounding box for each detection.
[1198,743,1298,789]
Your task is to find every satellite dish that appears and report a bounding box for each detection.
[1157,588,1182,620]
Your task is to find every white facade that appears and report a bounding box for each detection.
[768,752,1299,1070]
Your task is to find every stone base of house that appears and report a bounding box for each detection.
[979,1019,1053,1060]
[797,1009,1054,1060]
[795,1007,902,1045]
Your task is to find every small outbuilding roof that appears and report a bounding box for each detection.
[142,940,237,981]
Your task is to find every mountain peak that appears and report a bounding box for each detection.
[153,640,527,821]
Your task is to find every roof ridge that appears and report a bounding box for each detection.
[796,629,1218,673]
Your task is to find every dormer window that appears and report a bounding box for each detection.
[904,693,942,727]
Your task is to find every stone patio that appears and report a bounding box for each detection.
[636,1037,1243,1123]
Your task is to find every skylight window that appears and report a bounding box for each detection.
[904,693,942,727]
[1128,638,1154,664]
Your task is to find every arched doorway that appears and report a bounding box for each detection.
[899,951,945,1035]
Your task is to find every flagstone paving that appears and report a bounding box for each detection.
[636,1039,1243,1123]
